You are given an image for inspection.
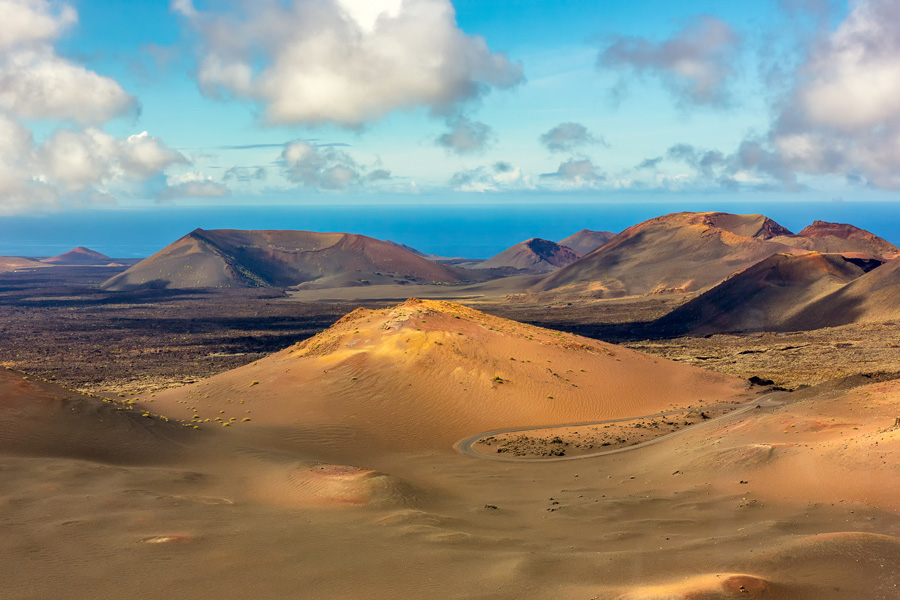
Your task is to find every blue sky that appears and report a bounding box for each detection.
[1,0,898,217]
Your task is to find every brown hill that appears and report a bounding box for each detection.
[558,229,616,254]
[102,229,482,291]
[536,212,803,298]
[0,256,47,273]
[650,252,878,336]
[147,299,748,455]
[475,238,581,273]
[40,246,113,265]
[772,220,899,256]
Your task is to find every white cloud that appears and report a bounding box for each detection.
[280,141,391,190]
[539,122,606,153]
[449,161,532,192]
[173,0,524,127]
[540,158,605,188]
[732,0,900,189]
[0,0,76,51]
[436,117,493,154]
[160,172,230,200]
[0,0,134,124]
[599,16,739,107]
[0,1,186,214]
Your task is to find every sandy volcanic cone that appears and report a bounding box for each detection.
[149,299,749,455]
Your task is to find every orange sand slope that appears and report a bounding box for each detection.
[0,368,187,464]
[625,375,900,511]
[150,299,750,453]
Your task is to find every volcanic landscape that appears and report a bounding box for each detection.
[3,212,900,599]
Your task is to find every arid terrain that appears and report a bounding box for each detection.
[5,214,900,599]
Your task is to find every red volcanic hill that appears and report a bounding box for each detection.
[475,238,581,273]
[147,299,748,454]
[40,246,113,265]
[649,252,879,336]
[101,229,482,291]
[772,220,899,256]
[557,229,615,255]
[535,212,803,298]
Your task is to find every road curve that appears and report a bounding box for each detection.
[454,392,787,463]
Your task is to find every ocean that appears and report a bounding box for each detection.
[1,200,899,259]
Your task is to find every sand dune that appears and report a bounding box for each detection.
[475,238,581,273]
[148,298,749,456]
[650,252,878,335]
[102,228,484,291]
[558,229,616,255]
[6,333,900,598]
[40,246,114,266]
[0,368,187,463]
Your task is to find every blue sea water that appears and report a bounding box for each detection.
[1,200,899,259]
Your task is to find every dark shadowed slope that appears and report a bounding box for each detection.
[475,238,581,273]
[649,252,878,336]
[536,212,802,298]
[784,257,900,330]
[102,229,484,291]
[40,246,114,265]
[558,229,616,255]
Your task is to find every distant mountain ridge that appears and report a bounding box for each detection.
[102,229,484,291]
[535,212,897,298]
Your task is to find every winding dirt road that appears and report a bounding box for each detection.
[454,391,787,463]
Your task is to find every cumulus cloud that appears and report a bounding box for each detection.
[0,121,187,213]
[540,158,605,188]
[280,141,390,190]
[436,117,493,154]
[759,0,900,188]
[0,1,185,214]
[173,0,524,127]
[160,172,230,200]
[0,0,135,123]
[539,122,606,152]
[599,16,739,107]
[449,161,530,192]
[655,141,801,191]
